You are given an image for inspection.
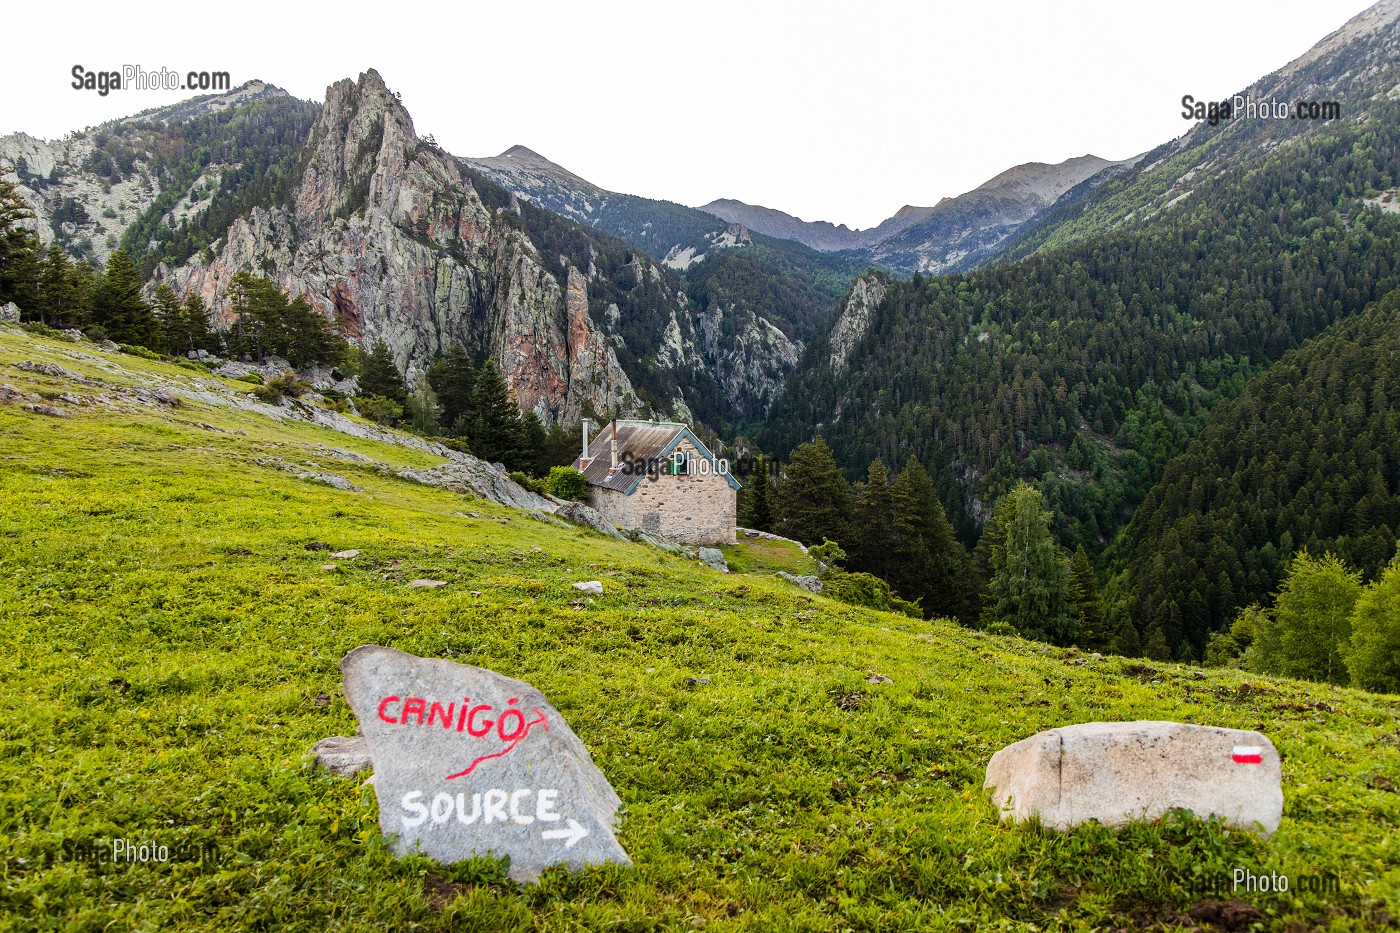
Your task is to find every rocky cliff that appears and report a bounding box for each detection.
[160,70,654,423]
[828,272,888,375]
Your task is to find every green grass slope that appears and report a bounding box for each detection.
[0,330,1397,932]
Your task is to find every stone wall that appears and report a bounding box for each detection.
[590,439,736,545]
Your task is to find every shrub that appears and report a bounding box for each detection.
[509,471,548,495]
[809,539,847,569]
[252,372,307,403]
[355,395,403,427]
[819,567,922,618]
[236,373,265,386]
[118,343,162,360]
[18,322,74,342]
[984,621,1019,637]
[546,466,589,501]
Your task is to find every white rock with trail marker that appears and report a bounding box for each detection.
[340,645,631,883]
[571,581,603,595]
[985,720,1283,837]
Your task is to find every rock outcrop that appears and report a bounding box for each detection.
[829,273,888,375]
[162,70,642,424]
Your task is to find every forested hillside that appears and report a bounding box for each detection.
[1106,285,1400,659]
[762,97,1400,552]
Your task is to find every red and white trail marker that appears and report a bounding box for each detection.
[1232,745,1264,764]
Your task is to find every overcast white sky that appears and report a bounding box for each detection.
[1,0,1377,229]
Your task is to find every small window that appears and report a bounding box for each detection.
[670,452,694,475]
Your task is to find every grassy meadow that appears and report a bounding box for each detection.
[0,329,1397,931]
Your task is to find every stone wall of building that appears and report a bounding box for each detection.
[590,438,736,545]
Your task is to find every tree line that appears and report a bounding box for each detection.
[744,438,1109,646]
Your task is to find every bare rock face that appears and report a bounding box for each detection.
[985,721,1283,837]
[165,69,641,424]
[829,273,888,375]
[695,302,800,416]
[340,645,631,883]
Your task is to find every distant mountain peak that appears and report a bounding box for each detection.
[469,144,600,193]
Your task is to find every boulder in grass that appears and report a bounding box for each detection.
[984,720,1283,837]
[310,735,373,778]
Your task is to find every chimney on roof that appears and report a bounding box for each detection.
[579,418,592,468]
[609,422,618,469]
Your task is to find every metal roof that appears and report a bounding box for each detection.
[573,420,740,494]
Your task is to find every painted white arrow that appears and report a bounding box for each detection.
[541,818,588,848]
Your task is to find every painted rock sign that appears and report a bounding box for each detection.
[341,645,631,882]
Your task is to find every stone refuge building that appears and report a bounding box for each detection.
[573,420,740,545]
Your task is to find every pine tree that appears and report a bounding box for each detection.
[182,293,216,354]
[357,339,408,404]
[776,437,852,548]
[1144,620,1173,661]
[153,283,184,355]
[91,249,156,347]
[469,359,528,469]
[427,345,476,434]
[890,455,970,622]
[283,294,336,367]
[987,483,1073,644]
[0,174,39,311]
[852,460,897,580]
[971,494,1015,626]
[1114,618,1142,657]
[521,410,548,473]
[1067,545,1108,649]
[37,245,75,327]
[738,454,776,532]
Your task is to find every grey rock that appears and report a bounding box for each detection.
[0,302,18,323]
[16,360,90,382]
[398,462,555,512]
[571,581,603,595]
[866,673,893,685]
[331,549,361,559]
[407,579,448,589]
[23,403,68,418]
[737,527,810,555]
[554,500,627,540]
[626,528,684,553]
[778,572,822,594]
[985,721,1283,837]
[310,735,373,778]
[528,511,573,529]
[697,547,728,572]
[340,645,631,883]
[0,384,38,405]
